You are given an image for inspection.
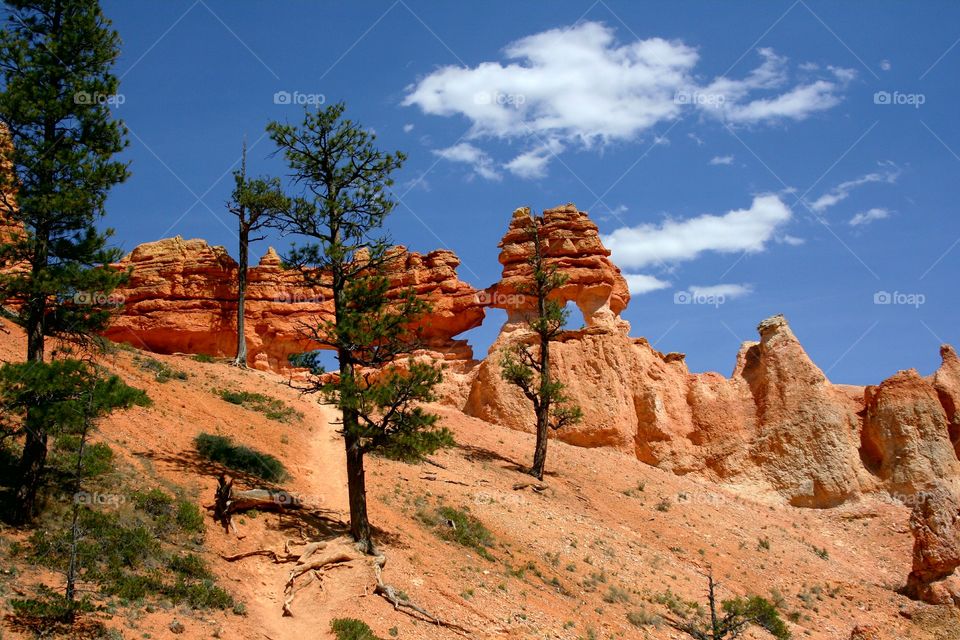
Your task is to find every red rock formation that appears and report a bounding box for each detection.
[492,204,630,330]
[99,203,960,510]
[104,237,485,371]
[738,314,867,507]
[860,369,960,498]
[906,486,960,606]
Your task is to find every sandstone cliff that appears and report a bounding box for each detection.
[104,237,485,371]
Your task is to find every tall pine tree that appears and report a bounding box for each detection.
[268,103,449,553]
[0,0,129,522]
[500,214,582,480]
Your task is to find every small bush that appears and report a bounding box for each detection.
[216,389,302,423]
[132,488,174,518]
[167,553,212,579]
[812,545,829,560]
[175,499,205,533]
[331,617,384,640]
[603,585,631,604]
[194,433,287,482]
[191,353,216,363]
[134,356,187,383]
[418,504,495,561]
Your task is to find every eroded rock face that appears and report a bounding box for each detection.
[105,237,485,370]
[860,369,960,498]
[739,314,867,507]
[933,345,960,459]
[493,204,630,331]
[906,486,960,606]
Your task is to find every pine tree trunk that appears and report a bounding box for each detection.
[234,230,248,367]
[14,258,48,523]
[530,333,551,480]
[343,416,372,553]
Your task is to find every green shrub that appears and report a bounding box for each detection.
[167,553,212,579]
[132,488,174,518]
[49,436,115,477]
[175,499,205,533]
[216,389,302,423]
[331,618,384,640]
[194,433,288,482]
[419,505,495,561]
[191,353,216,363]
[134,355,187,383]
[627,607,662,628]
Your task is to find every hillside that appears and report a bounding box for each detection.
[1,316,958,640]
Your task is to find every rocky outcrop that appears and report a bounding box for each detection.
[906,486,960,606]
[933,345,960,459]
[492,204,630,331]
[739,314,867,507]
[105,237,485,371]
[860,369,960,498]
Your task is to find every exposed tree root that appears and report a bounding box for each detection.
[220,535,471,634]
[207,474,303,534]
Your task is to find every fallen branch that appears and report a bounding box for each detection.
[512,482,548,492]
[208,474,303,534]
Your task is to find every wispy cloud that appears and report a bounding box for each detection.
[432,143,501,181]
[808,162,900,213]
[709,155,734,165]
[623,273,672,295]
[849,207,890,226]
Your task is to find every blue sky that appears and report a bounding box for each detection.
[97,0,960,384]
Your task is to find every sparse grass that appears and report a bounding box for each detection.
[812,545,830,560]
[603,585,631,604]
[627,607,662,628]
[191,353,216,363]
[758,537,771,551]
[622,481,645,497]
[216,389,303,423]
[194,432,287,482]
[331,617,384,640]
[134,355,187,383]
[655,497,672,512]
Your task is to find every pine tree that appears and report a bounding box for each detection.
[0,358,149,608]
[665,571,791,640]
[226,139,290,367]
[0,0,130,522]
[500,214,582,481]
[268,103,449,553]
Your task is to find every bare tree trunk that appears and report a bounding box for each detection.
[233,230,249,367]
[65,425,89,611]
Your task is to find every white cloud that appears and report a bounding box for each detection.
[432,143,501,181]
[504,138,564,179]
[808,162,900,213]
[403,123,414,133]
[688,283,753,299]
[709,155,734,165]
[777,234,805,246]
[688,132,705,146]
[602,195,792,269]
[880,59,891,71]
[623,273,671,295]
[404,23,851,178]
[849,207,890,226]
